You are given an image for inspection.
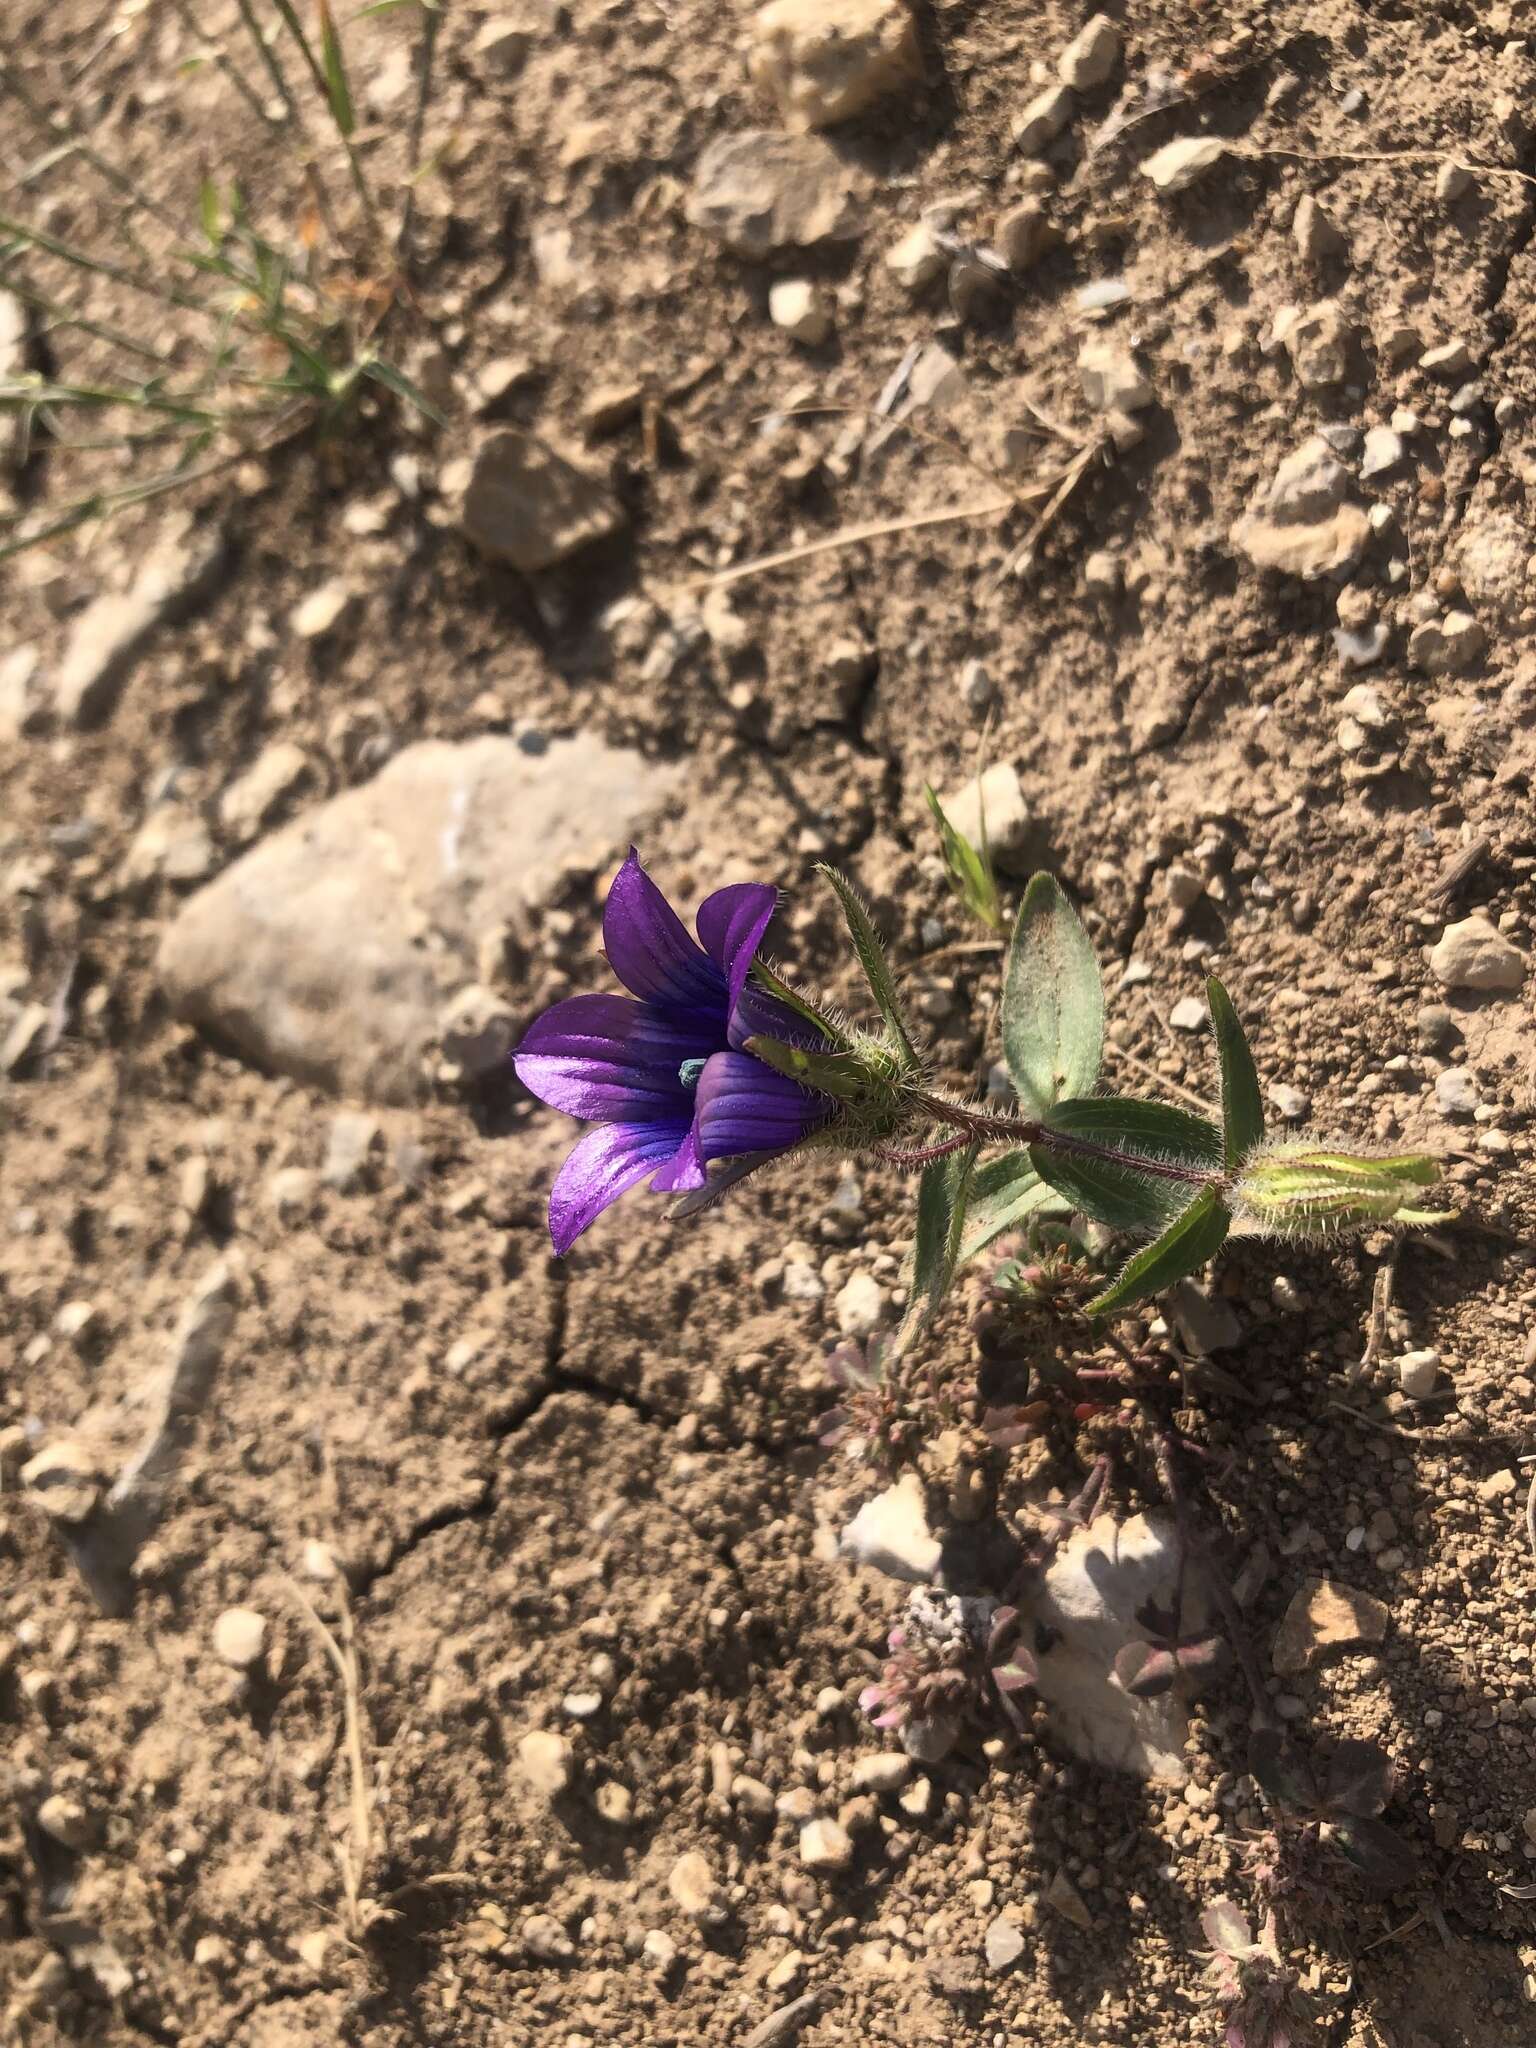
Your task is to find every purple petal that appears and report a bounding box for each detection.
[548,1119,692,1254]
[696,882,777,1018]
[694,1050,831,1162]
[515,993,712,1121]
[603,850,725,1016]
[651,1122,707,1193]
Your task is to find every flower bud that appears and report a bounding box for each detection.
[1229,1143,1449,1241]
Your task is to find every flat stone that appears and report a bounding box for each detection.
[212,1606,267,1669]
[1421,339,1472,377]
[668,1849,723,1919]
[1276,301,1354,390]
[122,806,216,888]
[1359,425,1404,479]
[1231,437,1370,579]
[985,1912,1027,1971]
[53,524,225,727]
[460,430,625,571]
[1429,915,1526,994]
[1292,194,1347,263]
[850,1752,912,1794]
[839,1473,941,1583]
[935,761,1029,871]
[1272,1577,1389,1676]
[749,0,918,132]
[1454,513,1529,621]
[321,1111,380,1191]
[1141,136,1226,193]
[834,1270,884,1338]
[687,131,860,260]
[1169,995,1206,1031]
[1267,1082,1310,1121]
[1058,14,1118,90]
[290,579,358,640]
[1043,1869,1093,1928]
[886,220,946,291]
[158,736,679,1102]
[1478,1467,1517,1503]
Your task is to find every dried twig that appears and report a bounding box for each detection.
[1345,1239,1400,1388]
[287,1574,376,1941]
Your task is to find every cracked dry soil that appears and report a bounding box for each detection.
[6,0,1536,2043]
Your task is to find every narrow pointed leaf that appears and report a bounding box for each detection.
[1087,1185,1229,1318]
[360,355,446,425]
[198,173,222,246]
[746,958,852,1050]
[1002,874,1104,1117]
[1031,1095,1223,1234]
[316,0,356,134]
[1207,975,1264,1169]
[815,865,917,1067]
[898,1143,979,1351]
[924,784,1003,934]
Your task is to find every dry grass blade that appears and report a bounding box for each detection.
[1345,1239,1399,1388]
[286,1573,376,1940]
[681,493,1015,595]
[988,434,1105,590]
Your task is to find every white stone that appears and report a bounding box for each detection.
[886,220,946,291]
[840,1472,941,1583]
[1292,194,1346,263]
[1058,14,1118,90]
[850,1752,912,1793]
[1430,916,1526,994]
[985,1913,1027,1971]
[1408,611,1484,676]
[936,761,1029,871]
[1421,339,1472,377]
[668,1850,722,1919]
[834,1270,884,1338]
[798,1816,854,1870]
[769,277,833,344]
[219,741,310,840]
[1435,1067,1479,1117]
[1230,438,1369,579]
[1266,1083,1310,1122]
[290,580,357,640]
[1169,995,1206,1032]
[1141,136,1226,194]
[212,1606,267,1669]
[749,0,917,132]
[1359,425,1404,479]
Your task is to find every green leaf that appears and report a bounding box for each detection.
[198,174,222,246]
[1002,874,1104,1118]
[898,1144,979,1352]
[315,0,356,135]
[747,959,852,1051]
[956,1154,1065,1265]
[359,355,446,426]
[815,865,918,1069]
[924,784,1003,935]
[1030,1096,1223,1234]
[1206,976,1264,1169]
[1087,1186,1230,1318]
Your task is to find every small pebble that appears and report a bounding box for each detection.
[799,1816,854,1871]
[211,1606,267,1670]
[1398,1349,1440,1401]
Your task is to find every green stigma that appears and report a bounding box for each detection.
[678,1057,707,1092]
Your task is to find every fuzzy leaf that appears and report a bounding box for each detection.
[815,865,918,1068]
[1114,1641,1177,1698]
[1248,1728,1317,1814]
[747,958,852,1050]
[899,1144,979,1349]
[1201,1898,1253,1957]
[956,1154,1065,1265]
[1031,1095,1223,1234]
[924,784,1003,935]
[1233,1147,1445,1237]
[1207,975,1264,1169]
[1002,875,1104,1117]
[742,1034,876,1104]
[1087,1186,1230,1317]
[1329,1813,1417,1892]
[1323,1739,1396,1819]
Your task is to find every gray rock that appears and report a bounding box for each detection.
[158,736,679,1102]
[1078,338,1152,413]
[1359,425,1404,479]
[1454,513,1530,621]
[1278,301,1354,389]
[1169,994,1206,1032]
[840,1473,941,1583]
[1058,14,1118,90]
[53,524,225,727]
[1429,915,1526,994]
[1230,438,1370,579]
[1292,194,1347,263]
[1408,611,1484,676]
[1434,1067,1479,1117]
[687,131,860,259]
[1266,1082,1310,1121]
[460,430,625,571]
[1415,1003,1456,1051]
[1013,83,1074,155]
[985,1913,1027,1972]
[1168,1278,1241,1354]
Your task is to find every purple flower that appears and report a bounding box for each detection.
[514,850,834,1253]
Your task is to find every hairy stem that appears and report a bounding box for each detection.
[913,1091,1225,1190]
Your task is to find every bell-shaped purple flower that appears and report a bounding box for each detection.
[514,850,834,1252]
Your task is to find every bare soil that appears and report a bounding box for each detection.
[4,2,1536,2045]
